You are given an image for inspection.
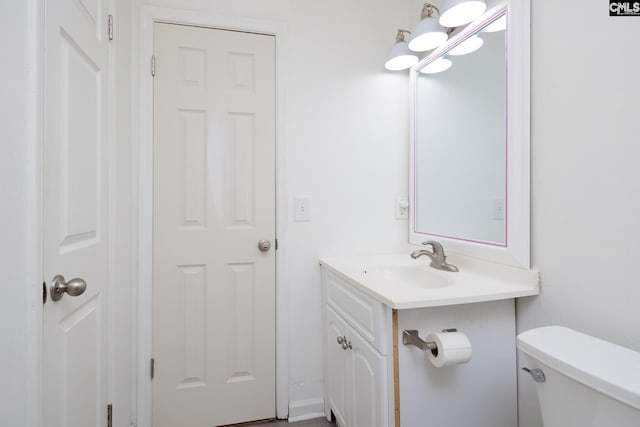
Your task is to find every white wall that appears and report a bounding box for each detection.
[131,0,412,419]
[282,1,411,414]
[0,1,37,425]
[517,1,640,426]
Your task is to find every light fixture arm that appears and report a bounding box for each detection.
[385,28,419,71]
[395,29,412,43]
[421,3,441,19]
[421,3,457,33]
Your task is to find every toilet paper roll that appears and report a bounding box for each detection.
[426,331,472,368]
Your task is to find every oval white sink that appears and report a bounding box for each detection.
[361,264,451,288]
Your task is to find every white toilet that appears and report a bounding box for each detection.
[517,326,640,427]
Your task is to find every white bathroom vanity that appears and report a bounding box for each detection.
[323,2,536,425]
[320,253,538,427]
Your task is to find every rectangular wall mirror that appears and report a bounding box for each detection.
[409,1,530,269]
[415,12,506,246]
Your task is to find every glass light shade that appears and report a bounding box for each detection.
[408,17,448,52]
[419,56,453,74]
[448,34,484,56]
[385,41,419,71]
[483,15,507,32]
[439,0,487,28]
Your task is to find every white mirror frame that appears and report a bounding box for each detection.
[409,0,530,269]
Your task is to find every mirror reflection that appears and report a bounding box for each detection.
[414,15,507,245]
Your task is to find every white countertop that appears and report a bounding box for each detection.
[320,252,539,309]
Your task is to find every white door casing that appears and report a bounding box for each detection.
[152,23,276,427]
[42,0,111,426]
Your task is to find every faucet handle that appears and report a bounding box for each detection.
[421,240,444,252]
[411,241,459,272]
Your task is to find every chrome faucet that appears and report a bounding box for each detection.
[410,241,459,272]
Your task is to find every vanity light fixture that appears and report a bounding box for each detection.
[384,29,419,71]
[447,34,484,56]
[419,56,453,74]
[483,15,507,32]
[408,3,448,52]
[439,0,487,28]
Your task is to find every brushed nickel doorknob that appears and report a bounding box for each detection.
[258,240,271,252]
[50,275,87,302]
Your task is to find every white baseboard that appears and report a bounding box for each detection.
[287,398,326,423]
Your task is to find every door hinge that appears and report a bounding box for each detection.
[42,281,47,305]
[151,358,155,380]
[107,404,113,427]
[151,55,156,77]
[108,15,114,41]
[275,238,278,250]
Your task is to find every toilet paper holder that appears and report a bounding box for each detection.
[402,329,458,353]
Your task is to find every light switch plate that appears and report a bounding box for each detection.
[396,197,409,219]
[294,197,311,221]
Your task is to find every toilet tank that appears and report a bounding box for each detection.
[517,326,640,427]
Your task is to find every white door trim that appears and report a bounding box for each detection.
[133,6,289,426]
[26,1,44,426]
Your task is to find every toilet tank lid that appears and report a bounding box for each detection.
[517,326,640,410]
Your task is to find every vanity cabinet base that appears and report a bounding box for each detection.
[397,300,517,427]
[322,268,517,427]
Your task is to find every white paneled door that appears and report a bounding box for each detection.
[152,23,276,427]
[42,0,111,427]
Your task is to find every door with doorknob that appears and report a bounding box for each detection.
[42,0,112,425]
[152,23,276,427]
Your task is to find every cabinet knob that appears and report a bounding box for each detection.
[337,336,344,345]
[341,340,352,350]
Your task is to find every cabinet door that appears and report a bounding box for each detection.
[349,326,388,427]
[326,308,349,427]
